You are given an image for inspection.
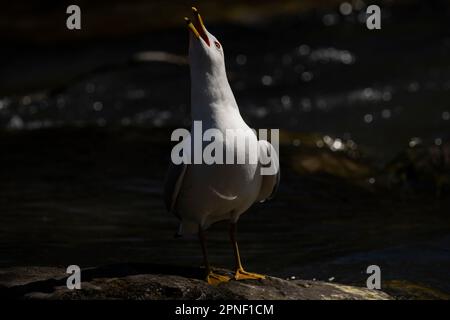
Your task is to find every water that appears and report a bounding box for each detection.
[1,3,450,298]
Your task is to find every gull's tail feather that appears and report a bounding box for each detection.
[174,221,198,239]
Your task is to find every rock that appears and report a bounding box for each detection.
[0,264,392,300]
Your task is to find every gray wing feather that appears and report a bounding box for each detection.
[257,140,280,202]
[163,162,187,218]
[266,163,280,201]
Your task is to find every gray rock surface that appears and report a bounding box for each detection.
[0,264,392,300]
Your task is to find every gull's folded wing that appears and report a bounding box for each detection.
[163,161,188,218]
[257,140,280,202]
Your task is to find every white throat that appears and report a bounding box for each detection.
[190,61,240,127]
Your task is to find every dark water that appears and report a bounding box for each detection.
[1,3,450,298]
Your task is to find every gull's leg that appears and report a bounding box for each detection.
[198,226,230,285]
[229,222,266,280]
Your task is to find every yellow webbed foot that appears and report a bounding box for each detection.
[206,272,231,285]
[234,268,266,281]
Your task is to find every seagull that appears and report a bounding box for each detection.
[164,7,280,285]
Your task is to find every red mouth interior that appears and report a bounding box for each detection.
[194,15,210,47]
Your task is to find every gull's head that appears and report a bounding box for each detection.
[184,7,225,73]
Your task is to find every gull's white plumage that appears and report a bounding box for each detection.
[165,25,278,234]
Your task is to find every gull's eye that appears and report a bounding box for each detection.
[214,41,221,50]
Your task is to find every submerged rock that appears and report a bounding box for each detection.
[0,264,392,300]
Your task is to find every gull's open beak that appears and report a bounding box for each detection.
[184,7,210,47]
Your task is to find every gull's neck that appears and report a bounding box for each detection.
[190,65,240,127]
